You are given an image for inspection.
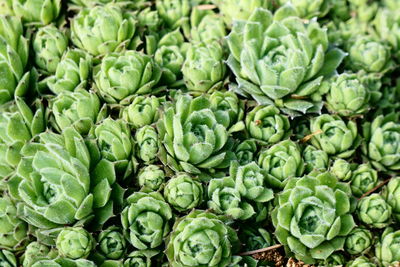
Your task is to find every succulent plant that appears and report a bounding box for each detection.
[0,196,29,251]
[123,250,159,267]
[350,164,378,198]
[347,256,375,267]
[375,227,400,266]
[245,105,291,144]
[376,81,400,115]
[0,16,30,104]
[348,0,379,22]
[121,192,172,250]
[32,258,97,267]
[137,165,165,191]
[230,161,274,204]
[156,0,190,30]
[272,172,356,264]
[278,0,331,18]
[165,210,239,267]
[238,227,273,251]
[310,114,360,158]
[233,140,257,166]
[164,173,203,212]
[152,27,187,55]
[330,0,351,21]
[344,227,373,255]
[12,0,61,25]
[96,226,126,262]
[322,252,345,266]
[226,6,345,115]
[0,0,13,15]
[373,8,400,59]
[382,0,400,9]
[122,96,160,129]
[50,89,104,135]
[70,0,147,9]
[56,227,94,259]
[135,126,159,163]
[213,0,272,26]
[154,45,185,87]
[71,4,137,56]
[21,242,57,267]
[303,145,329,173]
[326,73,370,117]
[0,249,17,267]
[2,0,400,265]
[209,91,245,133]
[8,127,120,229]
[0,147,13,186]
[331,159,353,181]
[190,9,226,44]
[182,41,226,94]
[157,94,231,174]
[346,36,393,74]
[137,7,162,34]
[94,51,161,104]
[0,14,28,60]
[383,177,400,222]
[362,113,400,171]
[45,49,92,95]
[357,193,392,229]
[207,176,254,220]
[258,140,304,189]
[33,25,68,74]
[0,98,46,177]
[93,118,137,179]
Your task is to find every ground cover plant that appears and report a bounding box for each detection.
[1,0,400,266]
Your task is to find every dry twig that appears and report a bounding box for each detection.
[359,178,392,200]
[301,130,323,143]
[239,244,283,256]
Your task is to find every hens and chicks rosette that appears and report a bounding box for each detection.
[1,0,400,266]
